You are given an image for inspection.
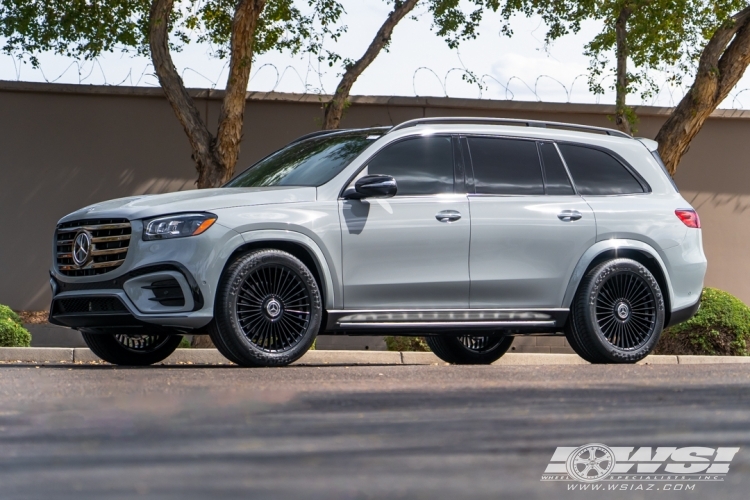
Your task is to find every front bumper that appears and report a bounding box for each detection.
[49,219,244,330]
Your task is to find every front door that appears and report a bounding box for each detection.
[339,135,470,309]
[465,137,596,308]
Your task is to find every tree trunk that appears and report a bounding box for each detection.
[215,0,267,184]
[149,0,221,188]
[614,4,633,135]
[656,7,750,175]
[322,0,420,130]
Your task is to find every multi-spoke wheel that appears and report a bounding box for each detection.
[81,330,183,366]
[566,444,616,482]
[566,258,665,363]
[426,333,513,364]
[210,249,322,367]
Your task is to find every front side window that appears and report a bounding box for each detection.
[226,132,377,188]
[467,137,544,195]
[558,144,645,195]
[366,136,454,196]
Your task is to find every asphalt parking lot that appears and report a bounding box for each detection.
[0,363,748,499]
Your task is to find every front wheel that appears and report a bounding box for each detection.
[210,249,322,367]
[565,258,665,363]
[81,331,182,366]
[426,334,514,365]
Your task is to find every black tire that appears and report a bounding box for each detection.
[81,331,182,366]
[210,249,322,367]
[426,334,514,365]
[565,258,665,364]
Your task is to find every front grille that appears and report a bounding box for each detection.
[56,218,132,276]
[52,297,128,315]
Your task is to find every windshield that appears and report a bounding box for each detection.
[226,131,379,188]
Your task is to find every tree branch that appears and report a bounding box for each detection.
[322,0,420,130]
[656,6,750,175]
[149,0,219,188]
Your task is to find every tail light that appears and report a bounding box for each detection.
[675,209,701,228]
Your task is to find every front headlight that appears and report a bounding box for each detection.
[143,213,217,241]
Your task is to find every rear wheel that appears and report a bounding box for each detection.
[565,258,665,363]
[81,331,182,366]
[210,249,322,367]
[426,334,513,365]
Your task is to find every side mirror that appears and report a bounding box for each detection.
[343,175,397,199]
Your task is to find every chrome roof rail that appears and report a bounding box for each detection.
[387,117,632,139]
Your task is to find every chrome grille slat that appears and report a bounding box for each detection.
[91,234,130,243]
[57,223,131,233]
[55,218,131,277]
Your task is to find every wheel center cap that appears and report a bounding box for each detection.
[616,302,630,320]
[265,298,282,318]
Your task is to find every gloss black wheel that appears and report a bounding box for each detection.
[81,330,182,366]
[566,258,665,364]
[210,249,322,367]
[426,334,513,364]
[236,263,311,353]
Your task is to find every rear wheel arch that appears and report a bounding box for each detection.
[572,248,672,327]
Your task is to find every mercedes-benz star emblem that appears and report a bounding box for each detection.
[266,299,282,318]
[72,231,92,268]
[616,302,630,320]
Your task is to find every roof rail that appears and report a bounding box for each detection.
[387,117,632,139]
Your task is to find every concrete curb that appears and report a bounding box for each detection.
[0,348,748,366]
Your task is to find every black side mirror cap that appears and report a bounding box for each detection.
[343,174,397,199]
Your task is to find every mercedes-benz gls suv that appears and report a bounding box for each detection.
[49,117,707,366]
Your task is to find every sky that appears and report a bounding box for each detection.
[2,1,750,109]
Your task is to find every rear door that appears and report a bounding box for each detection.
[339,135,470,309]
[466,137,596,308]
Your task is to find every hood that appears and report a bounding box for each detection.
[58,186,317,223]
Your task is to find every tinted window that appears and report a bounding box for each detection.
[539,142,574,195]
[467,137,544,195]
[558,144,644,195]
[367,136,454,196]
[227,132,376,188]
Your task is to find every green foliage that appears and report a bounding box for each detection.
[499,0,744,100]
[0,304,22,326]
[655,288,750,356]
[0,0,345,66]
[0,311,31,347]
[178,336,191,349]
[385,336,431,352]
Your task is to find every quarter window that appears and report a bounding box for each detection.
[366,136,454,196]
[558,144,644,195]
[467,137,544,195]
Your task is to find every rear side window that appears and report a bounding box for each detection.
[367,136,454,196]
[558,144,644,195]
[467,137,544,195]
[539,142,574,195]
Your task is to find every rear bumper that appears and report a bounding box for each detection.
[666,298,701,328]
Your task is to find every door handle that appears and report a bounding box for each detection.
[436,210,461,223]
[558,210,582,222]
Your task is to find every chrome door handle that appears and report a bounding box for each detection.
[436,210,461,223]
[558,210,582,222]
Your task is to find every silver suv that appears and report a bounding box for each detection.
[49,117,706,366]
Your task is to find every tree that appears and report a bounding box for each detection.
[656,6,750,174]
[501,1,744,135]
[0,0,344,187]
[321,0,499,130]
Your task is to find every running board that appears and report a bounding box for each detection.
[325,309,567,333]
